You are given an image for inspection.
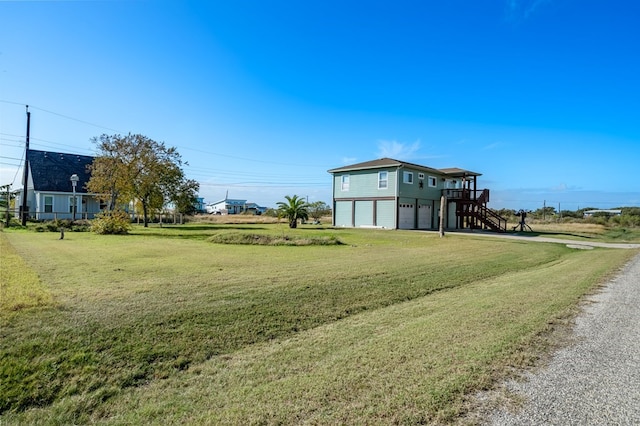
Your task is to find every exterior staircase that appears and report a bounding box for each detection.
[445,189,508,233]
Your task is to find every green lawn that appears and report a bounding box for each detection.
[1,225,637,424]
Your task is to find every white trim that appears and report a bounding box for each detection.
[341,174,350,191]
[378,171,388,189]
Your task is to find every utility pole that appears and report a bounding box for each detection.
[20,106,31,226]
[559,203,561,221]
[439,195,446,238]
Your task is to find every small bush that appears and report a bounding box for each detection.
[91,210,131,235]
[71,220,91,232]
[209,232,343,246]
[46,220,65,232]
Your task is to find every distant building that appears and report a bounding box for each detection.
[583,209,622,218]
[195,197,205,213]
[206,197,266,215]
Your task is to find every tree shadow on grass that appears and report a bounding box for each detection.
[509,230,597,240]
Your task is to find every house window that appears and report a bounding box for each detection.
[428,176,437,187]
[69,197,78,213]
[418,173,425,180]
[44,196,53,213]
[403,171,413,184]
[378,171,388,189]
[341,175,350,191]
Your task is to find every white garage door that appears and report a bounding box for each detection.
[399,203,415,229]
[418,203,432,229]
[334,201,353,227]
[354,200,374,227]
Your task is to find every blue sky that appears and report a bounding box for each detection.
[1,0,638,211]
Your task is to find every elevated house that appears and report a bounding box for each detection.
[16,149,103,221]
[328,158,506,232]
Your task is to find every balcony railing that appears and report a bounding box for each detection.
[443,189,489,203]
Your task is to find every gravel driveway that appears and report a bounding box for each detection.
[487,252,640,425]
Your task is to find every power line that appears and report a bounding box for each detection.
[5,147,24,186]
[0,155,23,161]
[28,105,124,134]
[0,132,25,138]
[2,101,329,170]
[198,182,329,189]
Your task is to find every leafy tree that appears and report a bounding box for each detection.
[170,178,200,216]
[277,195,309,228]
[559,210,579,219]
[87,133,198,227]
[307,201,330,222]
[263,208,279,217]
[531,206,556,220]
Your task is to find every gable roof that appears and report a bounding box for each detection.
[327,158,481,177]
[210,198,247,206]
[439,167,481,178]
[28,149,94,193]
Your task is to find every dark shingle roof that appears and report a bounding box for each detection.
[327,158,481,176]
[28,149,94,193]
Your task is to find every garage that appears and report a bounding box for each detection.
[334,201,353,227]
[354,200,374,227]
[398,203,415,229]
[418,203,432,229]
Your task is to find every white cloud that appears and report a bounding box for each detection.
[482,142,502,150]
[376,140,421,160]
[505,0,553,22]
[551,183,568,191]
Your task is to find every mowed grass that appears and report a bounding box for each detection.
[1,225,637,424]
[0,232,54,312]
[519,221,640,243]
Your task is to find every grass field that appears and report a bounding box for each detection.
[519,221,640,243]
[1,224,637,424]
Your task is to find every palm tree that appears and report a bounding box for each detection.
[277,195,309,228]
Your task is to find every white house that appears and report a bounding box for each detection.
[16,149,103,221]
[205,197,266,215]
[583,209,622,218]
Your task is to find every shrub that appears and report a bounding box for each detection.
[208,232,343,246]
[91,210,131,235]
[46,220,65,232]
[71,220,91,232]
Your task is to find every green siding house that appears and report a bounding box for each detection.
[328,158,506,232]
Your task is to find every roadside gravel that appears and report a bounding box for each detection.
[487,253,640,425]
[446,229,640,250]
